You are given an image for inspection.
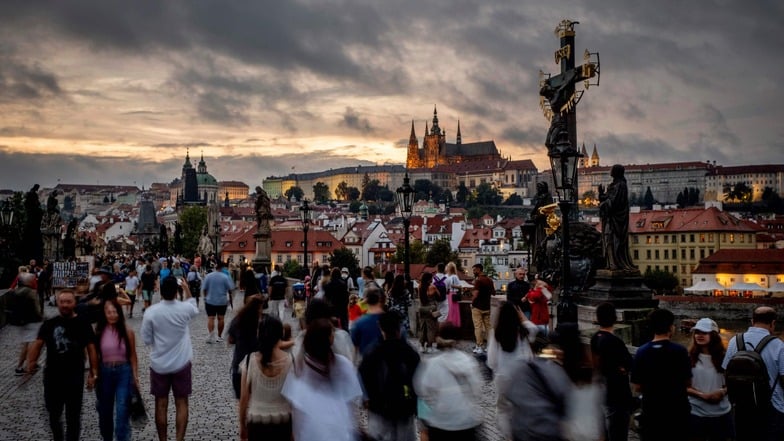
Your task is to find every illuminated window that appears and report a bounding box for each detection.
[729,234,735,243]
[699,234,705,243]
[646,235,652,244]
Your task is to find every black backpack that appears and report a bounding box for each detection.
[376,357,417,420]
[725,333,778,410]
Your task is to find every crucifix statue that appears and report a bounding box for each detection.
[539,20,600,161]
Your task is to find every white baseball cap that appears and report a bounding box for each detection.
[693,317,718,333]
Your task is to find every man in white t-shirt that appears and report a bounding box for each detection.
[123,269,140,318]
[141,276,199,441]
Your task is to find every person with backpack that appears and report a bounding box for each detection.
[433,263,450,324]
[358,312,421,441]
[722,306,784,441]
[631,308,692,441]
[686,317,733,441]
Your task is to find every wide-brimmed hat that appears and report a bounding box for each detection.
[97,266,113,276]
[693,318,718,333]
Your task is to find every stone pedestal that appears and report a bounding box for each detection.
[251,232,272,274]
[576,269,658,346]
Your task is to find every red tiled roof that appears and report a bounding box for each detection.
[694,248,784,274]
[629,207,763,234]
[709,164,784,176]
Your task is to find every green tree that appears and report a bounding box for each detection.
[688,188,699,205]
[282,259,303,278]
[413,179,443,202]
[328,247,360,277]
[643,187,655,209]
[643,268,679,294]
[676,191,686,208]
[424,239,461,270]
[482,256,498,279]
[284,186,304,202]
[504,193,524,206]
[313,182,330,204]
[456,183,469,204]
[362,179,382,201]
[346,186,361,201]
[377,186,395,202]
[473,182,503,206]
[349,201,362,213]
[391,239,427,264]
[335,181,349,201]
[723,182,752,203]
[178,206,208,258]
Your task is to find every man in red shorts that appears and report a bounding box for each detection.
[141,276,199,441]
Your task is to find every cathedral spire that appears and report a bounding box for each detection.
[456,119,462,144]
[409,120,417,143]
[431,105,440,135]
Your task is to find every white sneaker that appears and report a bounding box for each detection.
[215,336,224,343]
[472,346,481,354]
[206,333,215,344]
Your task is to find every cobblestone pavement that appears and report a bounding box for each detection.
[0,292,640,440]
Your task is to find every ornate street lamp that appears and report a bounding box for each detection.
[213,219,221,260]
[1,200,14,226]
[548,140,582,324]
[521,219,536,276]
[395,172,415,289]
[299,199,311,279]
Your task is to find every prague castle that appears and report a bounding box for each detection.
[406,106,502,169]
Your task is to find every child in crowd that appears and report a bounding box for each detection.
[348,294,363,330]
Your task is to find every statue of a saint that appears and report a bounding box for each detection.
[46,190,60,214]
[198,226,213,255]
[530,181,553,270]
[598,164,636,271]
[255,186,272,233]
[540,69,579,153]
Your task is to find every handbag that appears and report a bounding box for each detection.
[129,383,148,426]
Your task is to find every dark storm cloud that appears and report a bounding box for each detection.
[0,58,62,102]
[592,133,729,166]
[341,107,374,134]
[501,126,543,146]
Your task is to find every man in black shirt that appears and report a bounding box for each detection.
[140,264,157,311]
[26,289,98,441]
[591,302,633,441]
[505,267,531,317]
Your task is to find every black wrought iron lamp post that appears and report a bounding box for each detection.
[213,219,220,261]
[549,142,581,325]
[521,219,536,276]
[0,200,14,259]
[395,172,415,290]
[299,199,311,279]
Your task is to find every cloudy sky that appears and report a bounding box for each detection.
[1,0,782,191]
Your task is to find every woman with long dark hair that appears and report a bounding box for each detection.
[382,271,395,298]
[388,274,412,336]
[487,302,537,439]
[228,296,266,399]
[238,315,293,440]
[282,318,362,441]
[95,299,139,441]
[418,272,440,353]
[686,318,733,441]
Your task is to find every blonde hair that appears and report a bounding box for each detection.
[446,262,457,275]
[18,265,29,274]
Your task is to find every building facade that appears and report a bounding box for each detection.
[704,164,784,202]
[628,207,762,288]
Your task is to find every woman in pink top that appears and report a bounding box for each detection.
[95,299,139,441]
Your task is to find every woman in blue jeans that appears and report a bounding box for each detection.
[95,299,139,441]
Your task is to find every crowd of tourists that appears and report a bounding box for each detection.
[5,254,784,441]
